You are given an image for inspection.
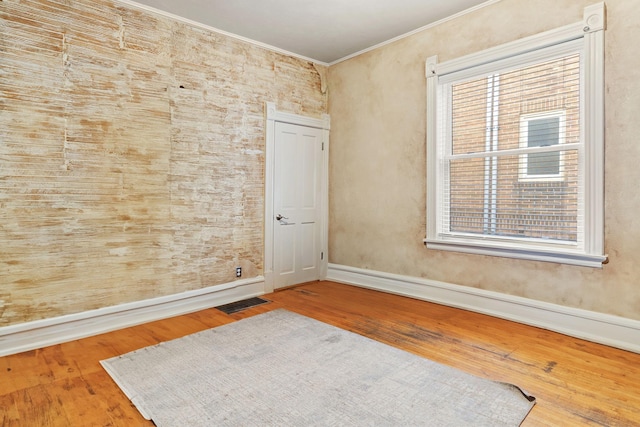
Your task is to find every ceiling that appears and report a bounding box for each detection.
[128,0,492,64]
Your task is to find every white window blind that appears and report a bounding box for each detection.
[425,2,607,267]
[445,53,580,242]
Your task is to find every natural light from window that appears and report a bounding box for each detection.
[425,3,607,267]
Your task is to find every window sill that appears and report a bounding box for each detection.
[423,238,608,268]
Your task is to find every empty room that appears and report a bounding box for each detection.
[1,0,639,425]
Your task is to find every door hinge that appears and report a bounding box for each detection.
[321,142,325,151]
[321,252,324,260]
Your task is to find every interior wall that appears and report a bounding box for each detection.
[327,0,640,320]
[0,0,327,326]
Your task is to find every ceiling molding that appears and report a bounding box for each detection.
[329,0,501,66]
[117,0,499,67]
[116,0,330,66]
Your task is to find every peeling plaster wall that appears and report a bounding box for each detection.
[328,0,640,320]
[0,0,326,326]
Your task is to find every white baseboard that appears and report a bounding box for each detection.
[327,264,640,354]
[4,268,637,357]
[0,277,266,357]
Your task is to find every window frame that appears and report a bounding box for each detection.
[424,2,607,268]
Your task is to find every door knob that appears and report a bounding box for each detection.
[276,214,288,221]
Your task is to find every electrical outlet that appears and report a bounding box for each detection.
[235,267,242,277]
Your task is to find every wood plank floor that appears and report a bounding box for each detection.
[1,281,639,426]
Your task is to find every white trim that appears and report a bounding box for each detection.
[120,0,501,67]
[327,264,640,354]
[433,22,585,77]
[116,0,329,66]
[583,2,607,33]
[265,103,329,130]
[320,114,331,280]
[426,55,439,242]
[582,3,606,260]
[423,240,607,268]
[0,277,266,357]
[264,102,330,292]
[330,0,501,66]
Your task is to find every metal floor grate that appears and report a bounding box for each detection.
[215,297,270,314]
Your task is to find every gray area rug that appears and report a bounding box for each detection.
[101,309,535,426]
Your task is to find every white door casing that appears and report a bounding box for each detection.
[264,102,330,292]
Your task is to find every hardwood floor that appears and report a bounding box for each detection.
[1,281,639,426]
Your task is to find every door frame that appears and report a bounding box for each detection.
[264,102,330,293]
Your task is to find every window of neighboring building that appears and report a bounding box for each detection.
[425,3,607,267]
[519,111,566,181]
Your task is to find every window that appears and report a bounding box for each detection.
[519,111,566,181]
[425,3,606,267]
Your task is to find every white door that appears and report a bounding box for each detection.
[273,122,323,289]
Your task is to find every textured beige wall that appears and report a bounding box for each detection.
[0,0,326,326]
[328,0,640,320]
